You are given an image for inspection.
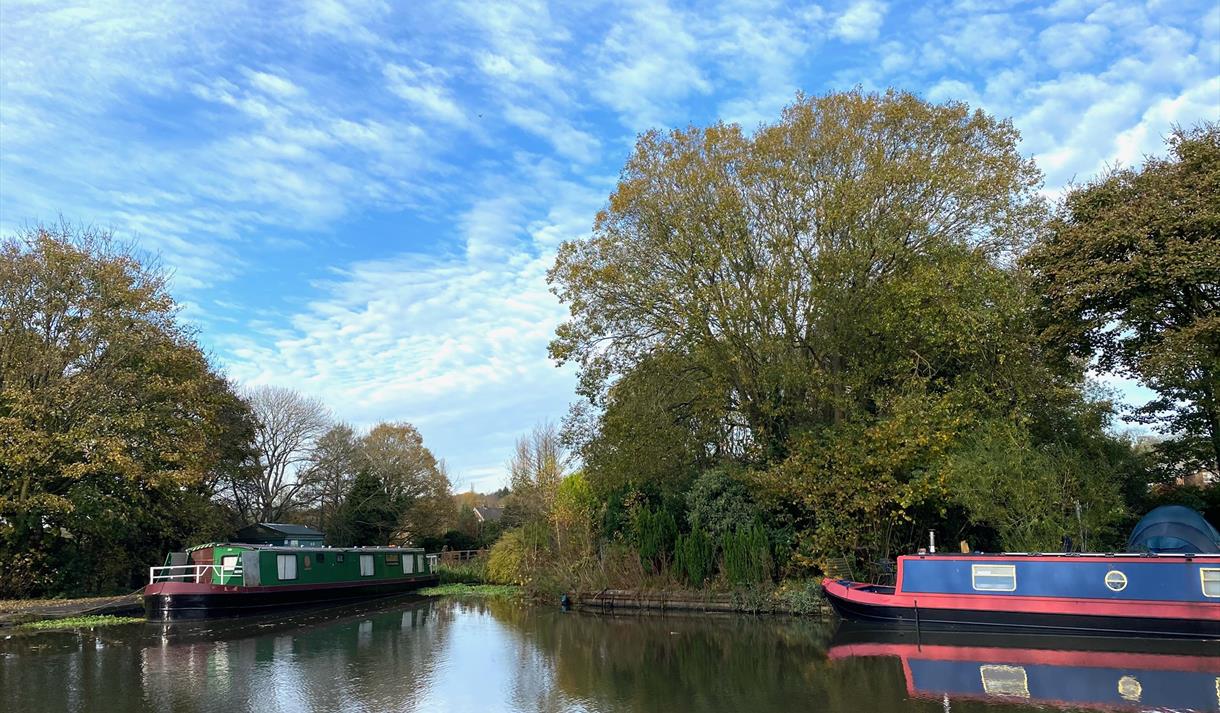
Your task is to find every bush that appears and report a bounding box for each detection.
[487,530,528,585]
[437,558,487,585]
[722,522,771,586]
[632,507,677,572]
[774,579,824,615]
[674,521,716,587]
[686,468,759,537]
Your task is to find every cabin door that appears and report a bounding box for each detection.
[241,551,260,586]
[189,549,213,583]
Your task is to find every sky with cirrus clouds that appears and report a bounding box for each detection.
[2,0,1217,492]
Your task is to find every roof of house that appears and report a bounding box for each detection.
[237,522,325,537]
[473,506,503,522]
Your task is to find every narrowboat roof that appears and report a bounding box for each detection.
[186,542,425,554]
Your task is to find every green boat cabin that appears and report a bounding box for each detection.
[159,544,431,587]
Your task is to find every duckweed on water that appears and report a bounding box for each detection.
[418,584,520,599]
[18,615,145,631]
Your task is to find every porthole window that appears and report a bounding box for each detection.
[1104,570,1127,592]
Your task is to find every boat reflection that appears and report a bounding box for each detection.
[829,623,1220,711]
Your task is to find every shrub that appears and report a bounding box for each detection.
[774,579,824,615]
[685,468,759,537]
[674,521,716,587]
[722,522,772,585]
[631,507,677,572]
[487,530,528,585]
[437,557,487,585]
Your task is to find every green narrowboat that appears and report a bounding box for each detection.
[144,543,438,620]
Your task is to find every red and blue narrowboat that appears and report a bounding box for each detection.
[823,507,1220,638]
[143,542,439,620]
[823,553,1220,638]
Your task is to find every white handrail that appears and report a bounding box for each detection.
[148,563,243,584]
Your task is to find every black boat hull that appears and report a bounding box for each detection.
[144,576,439,621]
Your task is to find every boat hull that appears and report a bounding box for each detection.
[144,575,439,620]
[823,579,1220,639]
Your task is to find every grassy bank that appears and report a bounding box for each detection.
[18,615,145,631]
[419,584,520,599]
[567,579,827,616]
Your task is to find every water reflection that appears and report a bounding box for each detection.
[1,597,1216,712]
[829,624,1220,712]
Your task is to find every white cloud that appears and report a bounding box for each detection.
[384,63,467,124]
[1038,22,1110,69]
[592,1,713,130]
[224,167,603,485]
[245,69,305,99]
[833,0,886,42]
[1111,78,1220,168]
[297,0,390,45]
[503,104,601,164]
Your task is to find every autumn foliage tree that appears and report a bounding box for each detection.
[1027,123,1220,477]
[550,89,1136,570]
[0,225,254,596]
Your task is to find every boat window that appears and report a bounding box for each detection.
[1104,570,1127,592]
[317,553,326,563]
[303,555,312,571]
[972,564,1016,592]
[980,665,1029,698]
[386,554,400,566]
[360,554,375,577]
[1202,568,1220,598]
[277,554,297,581]
[403,554,414,574]
[220,555,239,572]
[336,553,344,563]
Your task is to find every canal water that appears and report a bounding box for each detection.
[2,596,1217,712]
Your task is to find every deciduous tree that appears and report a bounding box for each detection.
[1026,123,1220,475]
[299,423,361,532]
[550,89,1046,463]
[244,385,331,522]
[0,224,252,595]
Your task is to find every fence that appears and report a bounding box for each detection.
[436,549,487,565]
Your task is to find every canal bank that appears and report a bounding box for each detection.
[0,594,144,628]
[567,581,831,616]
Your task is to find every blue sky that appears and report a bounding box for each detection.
[2,0,1218,491]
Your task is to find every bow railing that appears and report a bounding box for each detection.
[148,563,243,584]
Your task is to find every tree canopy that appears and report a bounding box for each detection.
[549,89,1139,570]
[1026,123,1220,476]
[0,225,253,596]
[551,89,1047,464]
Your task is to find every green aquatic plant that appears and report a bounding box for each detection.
[418,584,520,599]
[18,615,145,631]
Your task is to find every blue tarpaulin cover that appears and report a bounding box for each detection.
[1126,505,1220,554]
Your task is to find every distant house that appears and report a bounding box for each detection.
[472,506,503,524]
[234,522,325,547]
